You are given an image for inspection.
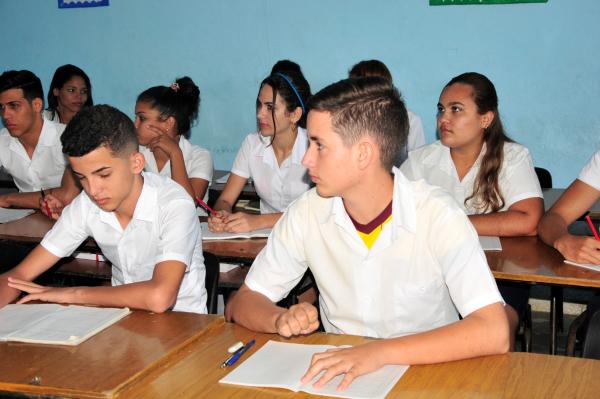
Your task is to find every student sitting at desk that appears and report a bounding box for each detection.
[0,105,207,314]
[208,69,311,233]
[348,59,425,165]
[226,77,509,390]
[0,70,78,210]
[44,64,94,125]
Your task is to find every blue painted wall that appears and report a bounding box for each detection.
[1,0,598,187]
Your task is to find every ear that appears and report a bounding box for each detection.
[355,138,375,171]
[52,88,60,97]
[130,151,146,174]
[165,116,177,134]
[481,111,495,129]
[31,98,43,113]
[289,106,303,124]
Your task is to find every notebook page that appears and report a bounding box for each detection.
[4,305,130,345]
[200,222,271,240]
[0,208,34,223]
[479,236,502,251]
[564,260,600,273]
[0,304,63,340]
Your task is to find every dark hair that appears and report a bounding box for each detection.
[258,70,311,140]
[61,104,138,157]
[271,60,303,75]
[445,72,513,213]
[136,76,199,139]
[46,64,93,117]
[0,70,44,102]
[348,60,393,84]
[308,77,408,171]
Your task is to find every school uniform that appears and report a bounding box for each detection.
[41,172,207,314]
[396,110,426,166]
[578,149,600,190]
[0,119,66,192]
[42,109,61,123]
[245,168,503,338]
[400,141,542,213]
[231,128,311,214]
[139,136,213,205]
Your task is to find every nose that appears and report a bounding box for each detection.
[87,176,101,198]
[301,143,315,168]
[256,105,268,120]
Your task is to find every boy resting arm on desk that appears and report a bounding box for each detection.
[0,104,207,314]
[226,78,508,390]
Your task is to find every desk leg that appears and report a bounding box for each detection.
[550,294,556,355]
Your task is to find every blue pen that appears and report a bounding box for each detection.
[220,339,255,368]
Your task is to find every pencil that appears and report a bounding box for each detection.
[196,197,215,215]
[41,189,52,218]
[585,214,600,240]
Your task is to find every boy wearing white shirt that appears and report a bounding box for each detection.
[0,104,207,314]
[0,70,77,209]
[226,77,508,391]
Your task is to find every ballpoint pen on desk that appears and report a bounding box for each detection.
[196,197,215,215]
[585,214,600,241]
[40,189,52,218]
[221,339,256,368]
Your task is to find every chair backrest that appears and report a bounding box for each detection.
[203,251,220,314]
[583,310,600,360]
[535,167,553,189]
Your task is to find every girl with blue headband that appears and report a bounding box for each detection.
[209,67,312,233]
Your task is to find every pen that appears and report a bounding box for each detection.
[220,339,255,368]
[586,214,600,241]
[40,189,52,218]
[196,197,215,215]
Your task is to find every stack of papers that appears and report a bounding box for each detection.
[220,340,409,399]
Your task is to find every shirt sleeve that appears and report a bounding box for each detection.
[578,149,600,191]
[245,197,309,302]
[230,135,253,179]
[500,146,543,208]
[155,197,201,269]
[430,194,504,317]
[41,194,91,258]
[186,145,214,182]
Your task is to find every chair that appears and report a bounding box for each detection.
[203,251,220,314]
[583,310,600,359]
[535,167,553,189]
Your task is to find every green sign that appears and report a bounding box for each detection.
[430,0,547,5]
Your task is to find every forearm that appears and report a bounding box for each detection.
[253,213,282,229]
[214,197,234,213]
[377,303,509,365]
[169,151,196,199]
[538,211,570,248]
[1,191,44,209]
[225,286,285,333]
[469,210,538,236]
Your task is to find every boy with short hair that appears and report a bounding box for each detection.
[0,104,206,314]
[226,77,508,390]
[0,70,77,209]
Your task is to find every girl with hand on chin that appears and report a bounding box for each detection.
[208,69,311,233]
[135,76,213,203]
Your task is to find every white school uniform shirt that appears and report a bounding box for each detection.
[400,141,542,214]
[230,128,311,214]
[578,149,600,191]
[42,109,61,123]
[139,136,213,204]
[0,119,66,192]
[41,172,207,314]
[245,168,503,338]
[395,110,426,166]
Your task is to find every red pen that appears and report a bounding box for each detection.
[585,214,600,241]
[196,197,215,215]
[41,189,52,218]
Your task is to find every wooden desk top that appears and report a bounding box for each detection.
[0,310,222,398]
[117,321,600,399]
[0,212,53,243]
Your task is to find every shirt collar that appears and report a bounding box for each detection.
[422,140,487,180]
[254,128,308,167]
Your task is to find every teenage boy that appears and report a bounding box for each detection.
[0,70,77,209]
[0,104,206,314]
[226,78,508,390]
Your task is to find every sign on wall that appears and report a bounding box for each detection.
[58,0,109,9]
[430,0,547,4]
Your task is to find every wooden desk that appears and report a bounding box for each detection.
[117,321,600,399]
[0,311,222,398]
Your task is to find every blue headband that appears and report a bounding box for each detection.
[275,72,305,114]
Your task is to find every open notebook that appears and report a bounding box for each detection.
[200,222,271,240]
[220,340,409,399]
[0,304,130,345]
[479,236,502,251]
[564,260,600,273]
[0,208,34,223]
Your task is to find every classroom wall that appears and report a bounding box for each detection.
[1,0,598,187]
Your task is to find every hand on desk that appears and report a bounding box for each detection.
[208,210,259,233]
[7,277,74,304]
[40,193,64,220]
[275,302,320,337]
[301,340,386,391]
[554,235,600,265]
[0,194,13,208]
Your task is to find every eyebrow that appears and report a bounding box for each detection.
[73,166,111,176]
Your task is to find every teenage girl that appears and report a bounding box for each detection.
[208,69,311,233]
[44,64,93,125]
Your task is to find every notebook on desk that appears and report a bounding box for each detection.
[564,260,600,273]
[0,304,130,345]
[0,208,34,223]
[220,340,408,399]
[200,222,271,240]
